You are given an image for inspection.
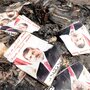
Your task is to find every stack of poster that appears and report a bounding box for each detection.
[52,62,90,90]
[60,21,90,56]
[4,32,62,86]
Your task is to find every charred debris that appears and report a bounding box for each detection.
[0,0,90,90]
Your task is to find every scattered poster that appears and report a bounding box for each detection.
[60,21,90,56]
[7,15,40,33]
[52,62,90,90]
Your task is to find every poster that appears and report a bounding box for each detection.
[0,10,18,27]
[52,62,90,90]
[4,32,62,86]
[7,15,40,33]
[60,21,90,56]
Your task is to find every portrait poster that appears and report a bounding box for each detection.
[7,15,40,33]
[4,32,62,86]
[0,10,18,27]
[60,21,90,56]
[52,62,90,90]
[0,11,20,36]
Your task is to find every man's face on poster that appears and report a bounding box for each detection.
[70,30,85,48]
[23,48,44,62]
[16,23,28,31]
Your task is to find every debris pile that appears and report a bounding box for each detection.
[0,0,90,90]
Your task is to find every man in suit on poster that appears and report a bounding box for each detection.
[23,44,62,82]
[60,22,87,49]
[52,62,90,90]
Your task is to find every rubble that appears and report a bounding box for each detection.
[0,0,90,90]
[69,0,90,5]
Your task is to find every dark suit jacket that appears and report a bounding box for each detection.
[37,43,62,82]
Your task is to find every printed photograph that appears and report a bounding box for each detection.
[60,21,90,56]
[4,32,62,86]
[0,10,18,27]
[7,15,40,33]
[52,62,90,90]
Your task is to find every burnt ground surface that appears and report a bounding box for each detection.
[0,0,90,90]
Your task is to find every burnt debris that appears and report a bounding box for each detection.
[0,0,90,90]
